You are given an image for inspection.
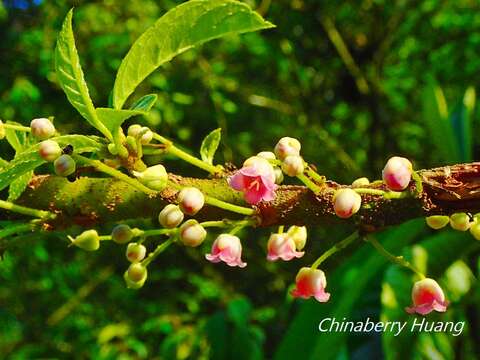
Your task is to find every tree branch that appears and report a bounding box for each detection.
[14,163,480,231]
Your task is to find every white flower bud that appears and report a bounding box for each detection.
[111,224,134,244]
[274,137,301,160]
[38,140,62,162]
[126,242,147,263]
[257,151,276,161]
[281,155,304,177]
[132,164,168,191]
[333,188,362,219]
[127,124,142,137]
[139,127,153,144]
[158,204,184,228]
[351,177,370,188]
[179,219,207,247]
[177,187,205,215]
[30,118,55,140]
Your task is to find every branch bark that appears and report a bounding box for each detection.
[15,163,480,231]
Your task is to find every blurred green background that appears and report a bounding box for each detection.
[1,0,480,358]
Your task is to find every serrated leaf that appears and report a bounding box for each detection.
[200,128,221,165]
[55,9,112,140]
[95,108,145,135]
[0,135,104,191]
[112,0,275,109]
[8,171,33,201]
[130,94,158,112]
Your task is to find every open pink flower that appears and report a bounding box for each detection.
[206,234,247,268]
[291,267,330,302]
[267,233,304,261]
[228,156,277,205]
[405,278,448,315]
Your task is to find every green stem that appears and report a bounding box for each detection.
[141,228,176,238]
[411,171,423,197]
[311,231,358,269]
[366,235,425,279]
[142,237,174,267]
[305,165,326,184]
[204,195,255,216]
[153,133,222,175]
[353,188,408,199]
[73,154,156,195]
[297,173,322,194]
[2,123,31,132]
[0,223,35,240]
[0,199,56,219]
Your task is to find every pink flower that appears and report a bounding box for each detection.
[228,156,277,205]
[291,267,330,302]
[206,234,247,268]
[405,278,448,315]
[267,233,304,261]
[382,156,412,191]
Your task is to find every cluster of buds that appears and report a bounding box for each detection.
[266,226,307,261]
[275,137,304,177]
[426,212,480,240]
[128,124,153,145]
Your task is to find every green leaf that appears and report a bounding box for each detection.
[450,86,475,162]
[4,122,30,153]
[55,9,112,140]
[200,128,221,164]
[95,108,145,135]
[8,171,33,201]
[112,0,275,109]
[130,94,158,112]
[0,157,8,169]
[0,135,104,192]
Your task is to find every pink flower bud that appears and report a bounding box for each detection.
[425,215,449,230]
[274,137,301,160]
[38,140,62,162]
[229,156,277,204]
[54,154,76,177]
[281,155,304,177]
[382,156,412,191]
[333,188,362,219]
[30,118,56,140]
[206,234,246,268]
[405,278,448,315]
[177,187,205,215]
[291,267,330,302]
[124,263,147,289]
[450,213,472,231]
[158,204,184,228]
[267,233,304,261]
[351,177,370,188]
[126,242,147,263]
[287,225,307,250]
[179,219,207,247]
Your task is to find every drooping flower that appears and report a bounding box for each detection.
[405,278,448,315]
[291,267,330,302]
[206,234,246,268]
[228,156,277,204]
[382,156,412,191]
[267,233,304,261]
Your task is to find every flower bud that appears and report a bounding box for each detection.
[274,137,301,160]
[30,118,55,140]
[126,242,147,263]
[333,188,362,219]
[470,222,480,240]
[139,127,153,144]
[267,233,304,261]
[127,124,142,138]
[257,151,276,161]
[177,187,205,215]
[206,234,246,267]
[287,226,307,250]
[158,204,184,228]
[112,224,134,244]
[274,167,284,184]
[124,263,147,289]
[425,215,450,230]
[0,120,5,140]
[104,158,121,169]
[405,278,448,315]
[449,212,472,231]
[281,155,304,177]
[68,229,100,251]
[179,219,207,247]
[132,164,168,191]
[351,177,370,188]
[38,140,62,162]
[382,156,412,191]
[54,154,76,177]
[291,267,330,303]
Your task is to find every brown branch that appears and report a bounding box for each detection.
[15,163,480,231]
